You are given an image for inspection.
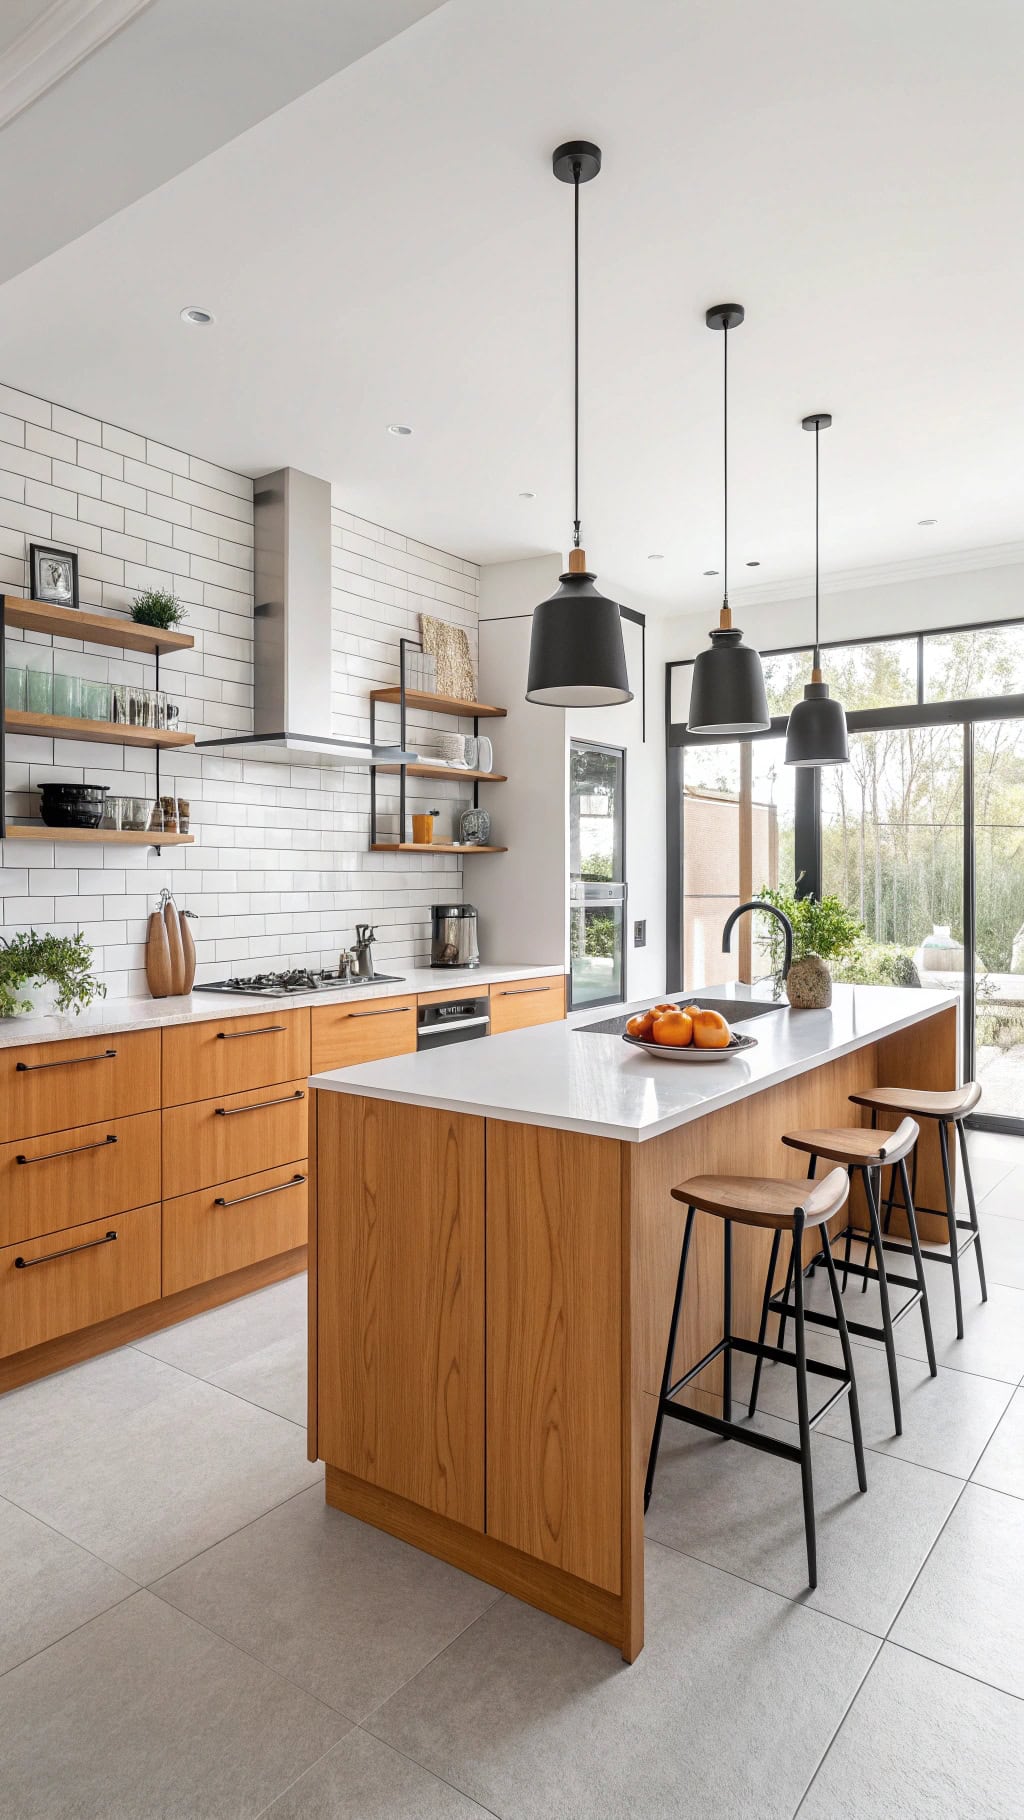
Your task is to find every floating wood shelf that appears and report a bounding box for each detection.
[2,596,194,655]
[374,762,506,782]
[4,826,194,847]
[5,710,195,751]
[371,842,507,855]
[370,686,506,719]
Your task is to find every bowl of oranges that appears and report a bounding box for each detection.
[622,1002,757,1061]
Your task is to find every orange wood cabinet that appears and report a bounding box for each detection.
[310,994,417,1071]
[488,974,565,1035]
[162,1008,310,1106]
[0,1203,161,1359]
[0,1029,160,1143]
[163,1162,308,1295]
[0,1111,161,1249]
[161,1078,309,1199]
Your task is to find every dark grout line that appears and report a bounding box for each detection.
[642,1534,890,1651]
[0,1584,140,1688]
[883,1635,1024,1707]
[143,1479,322,1590]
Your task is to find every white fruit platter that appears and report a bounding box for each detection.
[621,1031,758,1062]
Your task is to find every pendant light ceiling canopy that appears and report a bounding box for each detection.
[525,141,632,708]
[785,413,850,767]
[686,304,770,736]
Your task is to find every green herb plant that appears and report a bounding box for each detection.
[0,930,107,1018]
[130,588,187,630]
[754,882,866,997]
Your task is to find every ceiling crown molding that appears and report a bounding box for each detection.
[728,539,1024,608]
[0,0,152,130]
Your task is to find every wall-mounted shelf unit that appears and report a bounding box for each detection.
[1,593,197,854]
[368,637,507,853]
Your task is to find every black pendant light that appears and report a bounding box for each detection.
[526,141,632,707]
[687,304,770,735]
[785,413,850,767]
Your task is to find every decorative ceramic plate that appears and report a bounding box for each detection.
[621,1031,758,1062]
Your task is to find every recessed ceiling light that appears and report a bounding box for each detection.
[180,306,213,325]
[703,568,719,576]
[518,490,536,499]
[918,517,937,526]
[647,552,664,561]
[746,560,761,567]
[387,423,413,436]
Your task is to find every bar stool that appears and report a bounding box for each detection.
[849,1083,986,1340]
[645,1166,866,1590]
[768,1118,936,1436]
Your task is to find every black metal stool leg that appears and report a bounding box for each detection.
[722,1218,733,1425]
[863,1165,903,1434]
[644,1205,695,1513]
[861,1166,879,1292]
[938,1120,965,1339]
[820,1226,868,1492]
[900,1155,937,1377]
[792,1211,817,1589]
[776,1245,796,1353]
[748,1228,781,1418]
[956,1119,988,1302]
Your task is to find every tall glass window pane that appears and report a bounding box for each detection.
[973,716,1024,1117]
[763,650,812,716]
[821,638,918,710]
[569,742,625,1008]
[682,736,795,988]
[924,623,1024,701]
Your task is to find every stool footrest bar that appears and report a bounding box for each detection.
[660,1399,803,1463]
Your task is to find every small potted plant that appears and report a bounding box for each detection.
[0,930,107,1019]
[754,884,865,1008]
[130,588,187,630]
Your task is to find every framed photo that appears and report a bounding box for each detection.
[30,542,79,611]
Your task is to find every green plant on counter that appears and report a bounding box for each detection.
[755,883,866,996]
[0,930,107,1018]
[130,588,187,630]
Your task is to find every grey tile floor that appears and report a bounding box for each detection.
[0,1134,1022,1818]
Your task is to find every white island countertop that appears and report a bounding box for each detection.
[310,981,960,1143]
[0,963,561,1050]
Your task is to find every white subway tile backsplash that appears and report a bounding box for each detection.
[103,422,147,460]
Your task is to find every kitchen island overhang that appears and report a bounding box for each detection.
[307,985,960,1661]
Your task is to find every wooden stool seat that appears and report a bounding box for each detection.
[850,1082,982,1121]
[671,1168,849,1230]
[782,1117,918,1168]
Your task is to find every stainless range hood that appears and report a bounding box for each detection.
[195,467,417,767]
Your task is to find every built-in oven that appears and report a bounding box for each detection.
[417,994,490,1049]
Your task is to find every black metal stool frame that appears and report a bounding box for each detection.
[877,1111,988,1341]
[645,1206,867,1590]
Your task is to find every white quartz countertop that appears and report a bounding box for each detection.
[310,982,960,1143]
[0,963,561,1050]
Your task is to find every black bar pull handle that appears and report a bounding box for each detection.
[214,1090,305,1117]
[16,1135,118,1165]
[214,1173,306,1208]
[498,985,552,997]
[216,1025,287,1040]
[345,1006,411,1018]
[15,1230,118,1269]
[16,1048,117,1072]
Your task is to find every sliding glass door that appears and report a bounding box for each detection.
[971,716,1024,1120]
[569,741,626,1009]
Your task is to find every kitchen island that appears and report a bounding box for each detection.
[307,983,960,1661]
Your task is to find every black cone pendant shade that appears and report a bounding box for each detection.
[526,142,631,707]
[785,413,849,767]
[688,306,769,734]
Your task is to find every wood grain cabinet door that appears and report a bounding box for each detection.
[163,1164,308,1295]
[0,1111,161,1249]
[310,997,417,1071]
[161,1080,309,1198]
[0,1030,160,1143]
[162,1009,310,1107]
[316,1094,485,1530]
[0,1204,161,1359]
[489,975,565,1036]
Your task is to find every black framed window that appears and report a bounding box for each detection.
[569,740,627,1009]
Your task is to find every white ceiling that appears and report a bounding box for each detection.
[0,0,1022,616]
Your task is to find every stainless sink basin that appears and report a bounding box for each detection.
[575,995,785,1037]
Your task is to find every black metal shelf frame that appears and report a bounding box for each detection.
[368,636,484,848]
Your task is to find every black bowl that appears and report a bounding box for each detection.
[37,783,109,829]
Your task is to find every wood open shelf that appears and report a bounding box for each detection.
[4,825,194,847]
[5,709,195,751]
[2,596,194,655]
[370,686,506,719]
[374,762,506,782]
[371,842,507,855]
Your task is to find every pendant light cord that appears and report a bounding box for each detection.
[573,159,581,548]
[722,319,729,611]
[813,419,820,666]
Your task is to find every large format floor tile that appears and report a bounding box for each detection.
[0,1346,320,1582]
[802,1258,1024,1383]
[977,1160,1024,1221]
[0,1496,135,1677]
[890,1482,1024,1698]
[645,1409,958,1634]
[153,1484,502,1722]
[978,1210,1024,1289]
[370,1542,878,1820]
[207,1325,308,1425]
[797,1643,1024,1820]
[0,1590,347,1820]
[263,1729,495,1819]
[133,1272,308,1380]
[972,1388,1024,1499]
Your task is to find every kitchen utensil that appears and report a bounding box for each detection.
[36,782,108,828]
[145,892,174,998]
[459,807,491,846]
[621,1031,758,1062]
[121,796,151,831]
[476,735,493,772]
[353,926,377,980]
[430,903,479,968]
[164,895,185,993]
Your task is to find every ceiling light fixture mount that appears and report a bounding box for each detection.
[526,141,631,707]
[387,424,413,436]
[180,306,213,325]
[785,412,849,768]
[686,304,770,735]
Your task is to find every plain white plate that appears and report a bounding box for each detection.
[621,1032,758,1062]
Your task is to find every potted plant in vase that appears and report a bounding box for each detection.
[754,884,865,1008]
[0,931,107,1019]
[130,588,187,630]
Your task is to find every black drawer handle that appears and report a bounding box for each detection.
[214,1090,305,1117]
[15,1230,118,1269]
[16,1135,118,1166]
[214,1173,306,1208]
[216,1025,287,1040]
[345,1006,411,1018]
[499,985,553,997]
[16,1048,117,1072]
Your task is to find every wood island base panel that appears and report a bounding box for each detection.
[308,990,959,1662]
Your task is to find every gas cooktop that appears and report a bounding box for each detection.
[195,969,405,998]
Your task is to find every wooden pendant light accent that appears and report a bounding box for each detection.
[568,549,588,574]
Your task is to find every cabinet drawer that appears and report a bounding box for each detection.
[162,1009,310,1107]
[163,1163,308,1295]
[489,975,565,1036]
[0,1204,161,1360]
[311,995,417,1071]
[0,1030,160,1144]
[162,1078,308,1198]
[0,1111,161,1250]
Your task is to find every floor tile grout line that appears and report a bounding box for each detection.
[881,1477,969,1643]
[790,1641,883,1820]
[642,1534,891,1650]
[124,1340,310,1431]
[0,1584,139,1688]
[353,1725,506,1820]
[0,1487,146,1590]
[142,1479,323,1590]
[882,1633,1024,1708]
[352,1590,509,1730]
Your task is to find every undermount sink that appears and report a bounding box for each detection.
[575,995,785,1037]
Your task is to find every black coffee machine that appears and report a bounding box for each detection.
[431,903,480,968]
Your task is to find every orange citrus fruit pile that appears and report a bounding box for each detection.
[625,1002,732,1048]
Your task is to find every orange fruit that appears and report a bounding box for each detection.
[653,1002,677,1014]
[626,1011,657,1040]
[651,1010,694,1047]
[691,1008,731,1049]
